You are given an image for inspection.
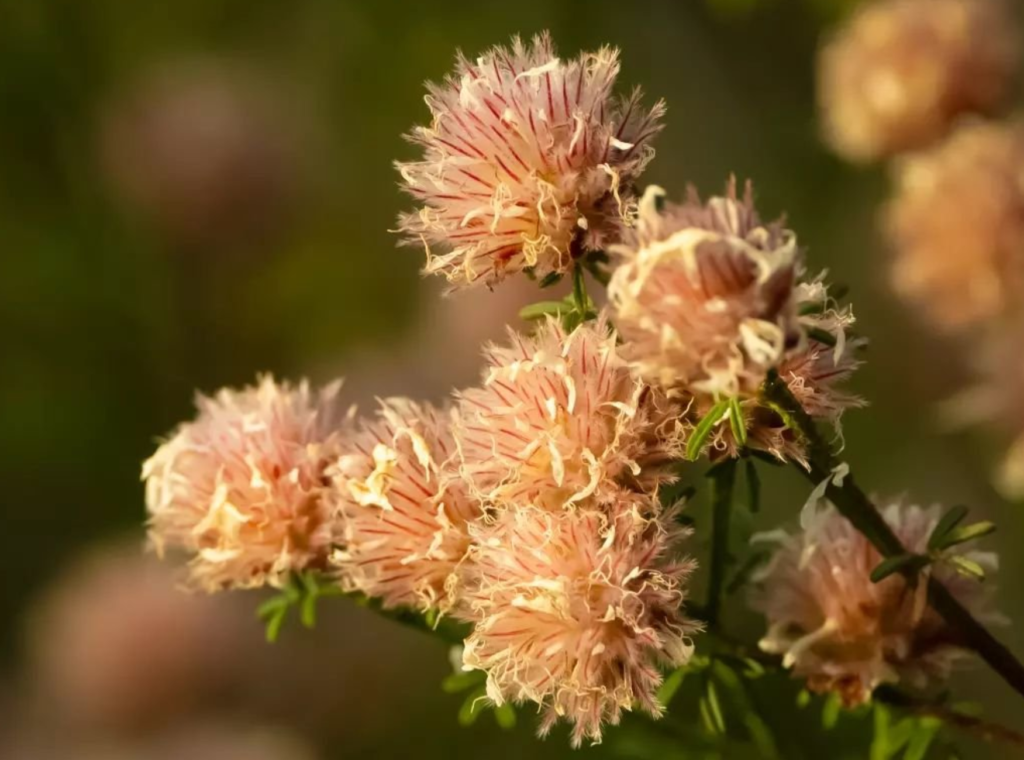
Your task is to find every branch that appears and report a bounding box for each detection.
[705,460,737,628]
[760,371,1024,703]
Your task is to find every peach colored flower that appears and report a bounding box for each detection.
[330,398,480,612]
[143,375,347,591]
[455,316,685,510]
[885,119,1024,332]
[458,500,700,746]
[609,184,864,462]
[819,0,1017,163]
[751,502,1003,706]
[608,181,801,398]
[396,32,664,288]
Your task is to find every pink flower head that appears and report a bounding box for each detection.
[609,180,801,397]
[819,0,1018,163]
[396,32,665,288]
[143,375,347,591]
[330,398,480,612]
[751,502,1003,706]
[455,316,684,510]
[885,119,1024,332]
[459,500,700,747]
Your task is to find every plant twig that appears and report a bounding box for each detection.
[705,460,737,628]
[761,371,1024,703]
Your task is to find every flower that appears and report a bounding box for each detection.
[458,500,700,746]
[750,502,1003,706]
[608,183,864,463]
[330,398,480,611]
[608,181,801,397]
[454,316,684,510]
[818,0,1018,163]
[885,119,1024,332]
[396,32,665,288]
[143,375,347,591]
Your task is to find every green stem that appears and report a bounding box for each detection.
[705,460,737,628]
[761,372,1024,703]
[348,591,470,645]
[572,262,589,316]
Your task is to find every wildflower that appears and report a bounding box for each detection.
[608,181,801,398]
[143,376,347,591]
[751,502,1003,706]
[454,316,684,510]
[885,119,1024,332]
[330,398,480,611]
[459,500,700,746]
[396,32,664,288]
[818,0,1018,163]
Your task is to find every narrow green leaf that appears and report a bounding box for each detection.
[821,693,842,729]
[903,722,938,760]
[493,703,517,730]
[728,397,747,447]
[656,668,687,707]
[806,326,838,347]
[442,670,486,694]
[705,679,726,734]
[744,458,761,513]
[927,505,969,551]
[538,272,562,288]
[265,607,287,643]
[796,689,812,709]
[457,687,489,726]
[933,521,996,551]
[518,301,566,321]
[948,555,986,581]
[870,553,927,583]
[870,704,891,760]
[256,594,290,620]
[726,551,770,595]
[687,400,730,461]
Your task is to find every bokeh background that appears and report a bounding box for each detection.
[2,0,1021,757]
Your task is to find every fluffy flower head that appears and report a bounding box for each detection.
[819,0,1018,162]
[455,316,684,510]
[397,32,664,288]
[885,119,1024,332]
[608,181,801,397]
[143,375,346,591]
[330,399,480,611]
[459,502,699,746]
[751,502,1002,705]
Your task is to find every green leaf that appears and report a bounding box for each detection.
[870,704,891,760]
[948,555,986,581]
[744,458,761,513]
[704,678,726,734]
[870,553,928,583]
[457,686,489,726]
[656,667,687,707]
[686,400,730,461]
[265,607,288,643]
[728,397,747,447]
[796,689,812,709]
[927,505,969,551]
[806,326,838,347]
[932,521,996,551]
[822,693,842,729]
[299,573,319,628]
[903,719,940,760]
[538,272,563,288]
[518,301,566,321]
[442,670,486,694]
[493,703,517,730]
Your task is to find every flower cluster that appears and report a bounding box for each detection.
[396,32,664,289]
[751,502,1002,706]
[608,181,864,463]
[818,0,1017,163]
[140,31,1010,750]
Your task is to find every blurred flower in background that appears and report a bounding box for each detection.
[818,0,1018,163]
[98,59,307,253]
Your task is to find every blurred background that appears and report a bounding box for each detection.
[1,0,1022,757]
